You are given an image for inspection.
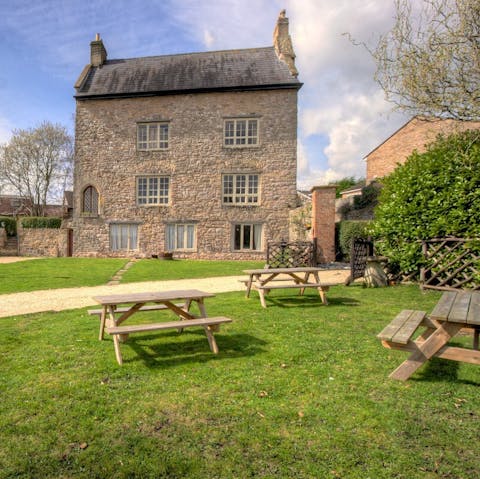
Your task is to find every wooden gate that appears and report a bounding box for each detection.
[346,238,374,285]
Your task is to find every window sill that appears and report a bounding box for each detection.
[222,204,260,207]
[137,149,170,153]
[137,204,170,207]
[223,145,260,150]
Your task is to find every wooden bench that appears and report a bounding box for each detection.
[106,316,233,365]
[377,310,427,345]
[255,282,334,291]
[88,303,185,318]
[255,282,336,308]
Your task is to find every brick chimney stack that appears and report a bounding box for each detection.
[273,9,298,78]
[90,33,107,67]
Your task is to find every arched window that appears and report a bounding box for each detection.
[82,185,99,214]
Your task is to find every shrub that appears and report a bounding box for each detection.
[352,182,381,210]
[337,220,372,260]
[371,129,480,276]
[0,216,17,236]
[21,217,62,229]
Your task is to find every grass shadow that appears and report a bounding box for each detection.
[412,356,480,386]
[261,294,360,309]
[119,332,268,368]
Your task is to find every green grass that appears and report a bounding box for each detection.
[0,258,128,294]
[121,259,264,283]
[0,258,262,294]
[1,285,479,478]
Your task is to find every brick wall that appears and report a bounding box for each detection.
[366,117,480,183]
[73,89,298,259]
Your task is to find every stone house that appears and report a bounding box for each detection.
[72,11,302,259]
[366,116,480,183]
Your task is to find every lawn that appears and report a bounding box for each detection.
[1,284,479,478]
[120,258,264,283]
[0,258,128,294]
[0,258,264,293]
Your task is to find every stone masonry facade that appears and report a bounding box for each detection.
[72,12,301,259]
[72,89,298,259]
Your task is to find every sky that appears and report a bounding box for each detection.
[0,0,410,189]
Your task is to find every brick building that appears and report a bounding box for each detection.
[72,11,302,259]
[366,117,480,183]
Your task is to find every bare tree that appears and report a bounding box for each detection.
[370,0,480,120]
[0,122,73,216]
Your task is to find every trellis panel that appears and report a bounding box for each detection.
[420,238,480,291]
[266,241,315,268]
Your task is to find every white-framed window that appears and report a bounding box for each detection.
[223,174,259,205]
[82,185,99,214]
[233,223,262,251]
[110,223,139,251]
[137,122,169,150]
[224,118,258,147]
[166,223,196,251]
[136,176,169,205]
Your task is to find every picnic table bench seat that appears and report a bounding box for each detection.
[255,282,336,291]
[107,316,233,365]
[377,310,427,345]
[88,303,185,318]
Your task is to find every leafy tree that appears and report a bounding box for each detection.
[0,122,73,216]
[371,129,480,275]
[329,177,362,198]
[370,0,480,120]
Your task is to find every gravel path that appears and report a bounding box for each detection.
[0,262,350,318]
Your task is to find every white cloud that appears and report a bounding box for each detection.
[282,0,411,187]
[0,0,414,188]
[203,29,215,48]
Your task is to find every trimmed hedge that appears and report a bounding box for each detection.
[372,129,480,276]
[20,217,62,229]
[0,216,17,236]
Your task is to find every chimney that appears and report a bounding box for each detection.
[273,9,298,78]
[90,33,107,67]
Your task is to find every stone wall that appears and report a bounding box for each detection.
[73,89,299,259]
[18,226,69,257]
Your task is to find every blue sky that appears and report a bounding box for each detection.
[0,0,409,188]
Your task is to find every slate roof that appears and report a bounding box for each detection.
[75,46,301,99]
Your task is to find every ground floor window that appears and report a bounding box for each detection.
[110,223,138,251]
[166,223,196,251]
[233,223,262,251]
[82,185,99,215]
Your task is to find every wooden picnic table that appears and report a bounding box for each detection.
[378,290,480,380]
[242,267,336,308]
[92,289,231,365]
